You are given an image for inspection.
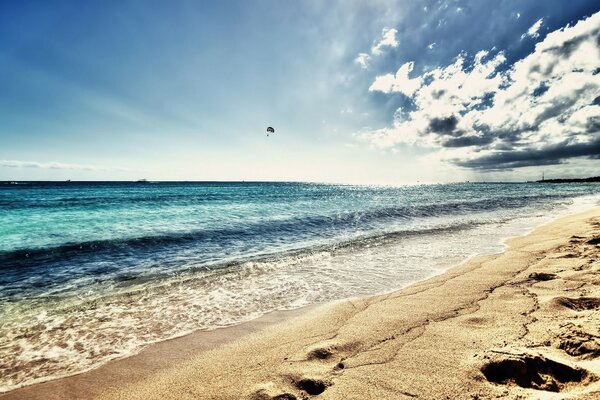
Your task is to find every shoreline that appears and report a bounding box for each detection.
[3,207,600,399]
[0,303,329,400]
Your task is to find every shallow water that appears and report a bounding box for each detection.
[1,181,599,391]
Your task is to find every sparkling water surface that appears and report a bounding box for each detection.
[1,181,599,391]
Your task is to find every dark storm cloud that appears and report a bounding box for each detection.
[442,135,494,148]
[586,116,600,132]
[454,138,600,170]
[428,115,458,135]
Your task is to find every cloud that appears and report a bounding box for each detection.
[354,26,400,70]
[453,138,600,170]
[0,160,127,171]
[521,18,544,39]
[368,62,422,96]
[371,28,399,55]
[428,115,459,135]
[359,11,600,170]
[354,53,370,69]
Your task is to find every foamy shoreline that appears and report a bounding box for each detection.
[3,207,600,399]
[4,193,596,394]
[1,195,595,395]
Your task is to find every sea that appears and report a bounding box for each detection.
[1,181,599,391]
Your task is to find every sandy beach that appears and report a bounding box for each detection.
[3,207,600,399]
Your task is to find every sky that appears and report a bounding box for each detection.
[1,0,599,183]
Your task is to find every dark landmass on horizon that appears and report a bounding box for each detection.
[537,176,600,183]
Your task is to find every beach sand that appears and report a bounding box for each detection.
[3,208,600,399]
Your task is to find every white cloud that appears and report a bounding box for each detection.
[427,42,436,50]
[368,62,423,97]
[0,160,127,171]
[354,27,399,69]
[521,18,543,39]
[355,53,370,69]
[371,28,399,55]
[359,12,600,170]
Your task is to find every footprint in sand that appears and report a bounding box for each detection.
[529,272,558,281]
[259,341,363,399]
[555,327,600,359]
[251,390,298,400]
[294,378,328,396]
[553,297,600,311]
[250,345,340,399]
[481,353,595,392]
[570,235,585,243]
[586,237,600,245]
[304,341,362,369]
[307,347,333,361]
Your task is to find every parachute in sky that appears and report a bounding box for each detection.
[266,127,275,136]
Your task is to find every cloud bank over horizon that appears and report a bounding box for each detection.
[359,11,600,171]
[0,160,127,171]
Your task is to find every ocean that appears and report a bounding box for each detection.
[1,181,599,391]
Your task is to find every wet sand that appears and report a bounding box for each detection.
[3,208,600,399]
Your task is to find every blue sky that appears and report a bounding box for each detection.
[1,0,599,183]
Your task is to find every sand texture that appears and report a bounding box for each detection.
[3,208,600,399]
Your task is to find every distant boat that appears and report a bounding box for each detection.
[136,179,148,183]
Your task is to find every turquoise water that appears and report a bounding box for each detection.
[1,181,599,391]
